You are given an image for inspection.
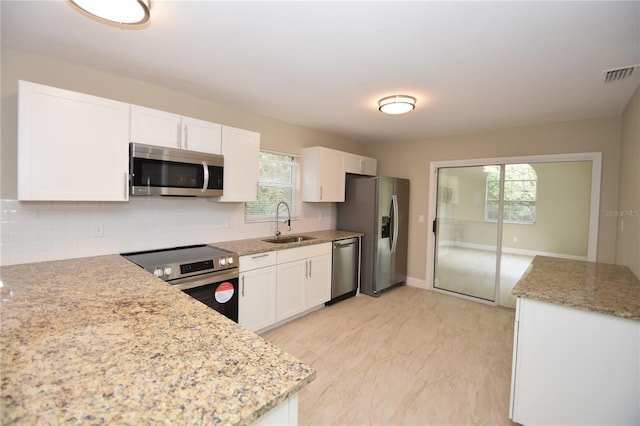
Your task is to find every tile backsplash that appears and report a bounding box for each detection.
[0,198,334,266]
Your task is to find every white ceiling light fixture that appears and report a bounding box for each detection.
[378,95,416,115]
[68,0,151,26]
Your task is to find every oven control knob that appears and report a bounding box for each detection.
[153,268,164,278]
[227,257,234,265]
[164,267,173,277]
[219,258,227,266]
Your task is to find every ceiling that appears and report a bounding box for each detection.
[2,1,639,144]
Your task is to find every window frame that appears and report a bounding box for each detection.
[485,164,537,224]
[244,150,301,223]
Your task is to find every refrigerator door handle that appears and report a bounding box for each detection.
[391,194,399,253]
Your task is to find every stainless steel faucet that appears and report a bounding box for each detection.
[275,201,291,237]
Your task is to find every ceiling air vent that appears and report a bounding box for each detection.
[603,65,639,82]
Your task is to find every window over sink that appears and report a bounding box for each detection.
[245,151,300,222]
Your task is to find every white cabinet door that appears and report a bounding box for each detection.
[302,146,345,202]
[217,126,260,202]
[252,394,298,426]
[305,253,331,308]
[361,157,377,176]
[276,259,307,321]
[130,104,182,149]
[181,116,222,154]
[239,265,277,332]
[131,106,222,154]
[276,243,332,322]
[510,297,640,425]
[344,153,377,176]
[18,80,129,201]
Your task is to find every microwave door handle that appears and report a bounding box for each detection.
[202,161,209,192]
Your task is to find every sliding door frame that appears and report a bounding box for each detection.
[426,152,602,306]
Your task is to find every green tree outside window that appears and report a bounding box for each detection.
[486,164,537,224]
[245,151,300,221]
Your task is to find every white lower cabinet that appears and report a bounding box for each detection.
[239,252,277,333]
[251,394,298,426]
[276,243,332,322]
[239,243,332,332]
[304,252,331,308]
[275,259,308,321]
[510,297,640,425]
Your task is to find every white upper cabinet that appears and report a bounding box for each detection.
[181,116,222,154]
[18,81,129,201]
[344,152,377,176]
[130,105,222,154]
[302,146,345,202]
[130,105,180,148]
[216,126,260,202]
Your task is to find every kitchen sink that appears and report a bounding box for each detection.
[262,235,316,244]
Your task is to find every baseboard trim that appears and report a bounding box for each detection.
[406,276,428,290]
[439,240,588,261]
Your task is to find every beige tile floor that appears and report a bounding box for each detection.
[434,246,534,309]
[262,286,516,426]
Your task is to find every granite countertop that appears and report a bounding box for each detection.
[213,229,363,256]
[512,256,640,321]
[0,255,315,425]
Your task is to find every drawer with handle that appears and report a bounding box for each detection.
[240,251,277,272]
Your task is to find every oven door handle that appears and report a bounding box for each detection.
[170,269,238,291]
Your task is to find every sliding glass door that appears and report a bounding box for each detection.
[433,165,500,302]
[432,157,597,308]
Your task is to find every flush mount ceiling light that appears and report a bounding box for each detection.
[378,95,416,115]
[68,0,151,26]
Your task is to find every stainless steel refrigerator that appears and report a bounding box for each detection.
[337,175,409,296]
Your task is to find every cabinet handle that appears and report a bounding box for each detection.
[124,172,129,199]
[241,275,245,297]
[176,123,181,148]
[320,185,323,200]
[309,259,312,277]
[183,125,188,149]
[305,260,308,278]
[251,253,269,259]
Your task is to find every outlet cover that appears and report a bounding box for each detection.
[92,224,104,238]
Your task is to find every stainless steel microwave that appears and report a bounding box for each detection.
[129,143,224,197]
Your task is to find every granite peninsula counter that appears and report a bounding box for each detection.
[512,255,640,320]
[0,254,315,425]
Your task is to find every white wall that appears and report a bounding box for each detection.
[367,116,622,281]
[616,85,640,278]
[0,198,333,266]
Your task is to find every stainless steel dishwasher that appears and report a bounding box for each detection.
[327,237,360,305]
